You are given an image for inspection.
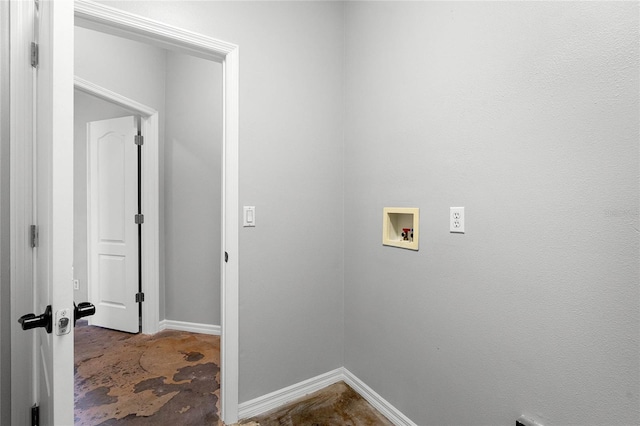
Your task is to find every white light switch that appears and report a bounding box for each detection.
[243,206,255,227]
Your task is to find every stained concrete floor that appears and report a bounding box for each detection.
[75,323,391,425]
[74,322,220,425]
[243,381,394,426]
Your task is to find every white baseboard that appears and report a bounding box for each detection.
[159,319,221,336]
[342,368,417,426]
[238,367,416,426]
[238,368,344,419]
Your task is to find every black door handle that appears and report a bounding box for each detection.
[74,302,96,326]
[18,305,52,334]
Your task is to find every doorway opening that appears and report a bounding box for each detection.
[74,76,160,335]
[73,2,235,420]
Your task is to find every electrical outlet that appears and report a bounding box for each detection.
[450,207,465,233]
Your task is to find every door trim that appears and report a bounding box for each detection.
[75,76,160,335]
[74,1,240,423]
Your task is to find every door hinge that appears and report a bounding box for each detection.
[134,134,144,146]
[30,42,39,68]
[135,292,145,303]
[31,404,39,426]
[135,214,144,224]
[29,225,38,248]
[224,252,228,263]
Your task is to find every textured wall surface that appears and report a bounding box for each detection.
[343,2,639,425]
[164,51,222,325]
[101,1,346,403]
[75,2,638,424]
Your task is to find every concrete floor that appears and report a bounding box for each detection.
[74,324,390,425]
[74,322,220,425]
[243,381,393,426]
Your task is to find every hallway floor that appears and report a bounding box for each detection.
[74,322,220,425]
[74,323,390,425]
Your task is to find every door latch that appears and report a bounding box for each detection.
[55,308,71,336]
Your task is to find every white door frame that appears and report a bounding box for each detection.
[74,1,240,423]
[75,76,161,335]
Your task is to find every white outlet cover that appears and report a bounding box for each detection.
[450,207,465,233]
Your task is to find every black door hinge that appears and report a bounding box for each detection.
[30,225,38,248]
[135,292,145,303]
[135,214,144,224]
[31,404,39,426]
[224,252,228,263]
[30,42,38,68]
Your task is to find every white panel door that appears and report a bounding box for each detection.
[88,116,139,333]
[33,0,74,424]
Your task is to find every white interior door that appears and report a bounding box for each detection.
[87,116,140,333]
[33,0,74,424]
[9,0,35,422]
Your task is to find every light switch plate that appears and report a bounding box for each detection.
[243,206,255,227]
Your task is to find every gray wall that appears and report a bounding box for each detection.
[343,2,639,425]
[8,3,636,425]
[102,1,347,403]
[164,51,222,325]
